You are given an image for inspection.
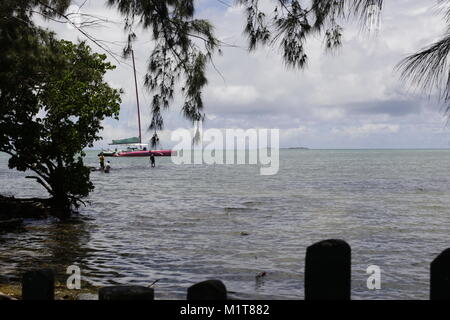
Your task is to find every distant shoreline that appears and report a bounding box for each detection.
[79,147,450,151]
[280,147,450,150]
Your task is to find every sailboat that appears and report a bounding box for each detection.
[104,50,172,158]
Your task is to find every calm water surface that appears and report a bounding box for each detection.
[1,149,450,299]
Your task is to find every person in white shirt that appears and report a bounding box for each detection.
[104,161,111,173]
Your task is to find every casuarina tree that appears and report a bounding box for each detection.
[4,1,450,139]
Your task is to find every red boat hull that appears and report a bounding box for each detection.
[114,149,173,157]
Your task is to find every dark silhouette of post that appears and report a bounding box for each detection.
[431,248,450,300]
[305,239,351,300]
[22,269,54,300]
[187,280,227,300]
[99,286,154,300]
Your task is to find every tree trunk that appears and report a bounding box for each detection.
[49,165,72,218]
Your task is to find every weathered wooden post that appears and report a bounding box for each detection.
[305,239,351,300]
[22,269,55,300]
[187,280,227,300]
[430,248,450,300]
[99,286,154,300]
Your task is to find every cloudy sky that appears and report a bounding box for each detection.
[38,0,450,149]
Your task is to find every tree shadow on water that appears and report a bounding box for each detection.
[0,215,94,287]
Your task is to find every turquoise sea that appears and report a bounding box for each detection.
[1,149,450,299]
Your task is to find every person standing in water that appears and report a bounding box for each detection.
[98,152,105,171]
[104,161,111,173]
[150,153,155,168]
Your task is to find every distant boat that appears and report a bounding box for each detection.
[104,50,172,158]
[115,149,173,157]
[103,138,173,157]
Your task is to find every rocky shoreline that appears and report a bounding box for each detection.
[0,282,99,300]
[0,195,97,300]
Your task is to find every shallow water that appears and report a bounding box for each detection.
[1,149,450,299]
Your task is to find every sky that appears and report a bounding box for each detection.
[36,0,450,149]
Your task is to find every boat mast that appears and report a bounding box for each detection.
[131,49,142,144]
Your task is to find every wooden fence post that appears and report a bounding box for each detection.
[187,280,227,300]
[431,248,450,300]
[305,239,351,300]
[22,269,54,300]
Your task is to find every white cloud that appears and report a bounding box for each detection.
[332,124,400,137]
[208,85,259,105]
[32,0,450,149]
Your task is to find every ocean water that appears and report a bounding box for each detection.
[1,149,450,299]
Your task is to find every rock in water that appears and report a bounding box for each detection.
[0,218,23,231]
[187,280,227,300]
